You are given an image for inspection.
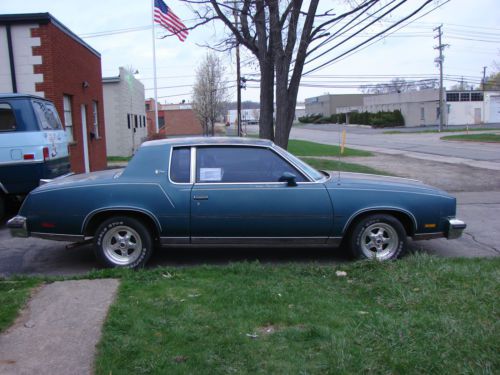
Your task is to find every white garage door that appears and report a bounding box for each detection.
[490,96,500,123]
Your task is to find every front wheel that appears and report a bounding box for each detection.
[350,214,407,261]
[94,216,153,268]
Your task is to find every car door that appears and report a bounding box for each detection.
[190,146,333,244]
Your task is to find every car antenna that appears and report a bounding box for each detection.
[336,117,342,184]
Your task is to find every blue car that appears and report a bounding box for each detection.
[8,137,466,268]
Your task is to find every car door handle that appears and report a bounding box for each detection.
[193,195,209,200]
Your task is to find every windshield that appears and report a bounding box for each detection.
[273,145,325,181]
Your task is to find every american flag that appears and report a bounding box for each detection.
[154,0,189,42]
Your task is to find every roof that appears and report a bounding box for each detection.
[0,93,51,101]
[0,13,100,58]
[142,137,274,148]
[102,76,121,84]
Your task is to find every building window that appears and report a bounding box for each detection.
[420,107,425,121]
[0,103,16,131]
[158,116,165,127]
[471,92,484,101]
[446,93,459,102]
[145,103,150,111]
[63,95,74,142]
[92,101,99,138]
[460,92,470,102]
[127,114,131,129]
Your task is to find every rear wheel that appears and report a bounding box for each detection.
[94,216,153,268]
[350,214,407,261]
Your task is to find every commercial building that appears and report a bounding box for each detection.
[305,94,365,116]
[446,90,500,125]
[103,67,147,157]
[0,13,107,173]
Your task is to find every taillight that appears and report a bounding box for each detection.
[23,154,35,160]
[43,147,49,160]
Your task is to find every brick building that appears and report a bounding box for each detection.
[145,98,203,137]
[0,13,107,173]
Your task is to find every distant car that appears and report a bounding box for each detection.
[8,137,466,268]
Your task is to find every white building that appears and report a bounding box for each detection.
[102,67,147,157]
[446,91,500,125]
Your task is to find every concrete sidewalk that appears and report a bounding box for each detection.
[0,279,119,375]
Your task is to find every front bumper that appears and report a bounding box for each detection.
[446,218,466,239]
[7,215,29,238]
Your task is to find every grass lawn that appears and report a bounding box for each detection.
[301,157,389,175]
[288,139,372,157]
[107,156,132,162]
[93,255,499,374]
[384,127,495,134]
[0,278,41,333]
[441,133,500,143]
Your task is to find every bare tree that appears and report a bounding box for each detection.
[192,52,228,136]
[180,0,435,148]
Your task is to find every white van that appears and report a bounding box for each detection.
[0,94,70,218]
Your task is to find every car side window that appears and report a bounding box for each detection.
[170,147,191,183]
[196,146,306,183]
[0,103,16,131]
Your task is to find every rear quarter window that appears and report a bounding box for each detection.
[170,147,191,183]
[0,103,16,131]
[32,100,63,130]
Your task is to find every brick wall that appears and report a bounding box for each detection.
[32,22,107,173]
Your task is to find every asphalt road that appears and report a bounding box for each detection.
[291,125,500,167]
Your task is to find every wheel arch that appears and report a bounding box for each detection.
[343,207,417,238]
[82,208,162,240]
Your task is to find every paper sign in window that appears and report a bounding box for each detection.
[200,168,222,182]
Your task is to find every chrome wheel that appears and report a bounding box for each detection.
[359,222,399,260]
[102,225,143,266]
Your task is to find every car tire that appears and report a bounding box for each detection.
[350,214,407,261]
[94,216,153,269]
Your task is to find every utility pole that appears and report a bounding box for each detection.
[225,1,242,137]
[434,25,448,132]
[482,66,487,90]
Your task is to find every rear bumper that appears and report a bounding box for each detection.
[7,215,29,238]
[446,218,466,239]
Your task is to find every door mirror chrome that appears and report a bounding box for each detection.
[279,172,297,187]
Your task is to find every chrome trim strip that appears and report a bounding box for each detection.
[190,147,196,184]
[168,146,194,186]
[81,206,163,234]
[412,232,445,240]
[160,236,190,245]
[0,182,8,194]
[191,237,330,245]
[327,237,343,247]
[0,159,44,166]
[342,206,418,234]
[31,232,85,242]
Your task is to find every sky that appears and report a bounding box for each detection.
[2,0,499,104]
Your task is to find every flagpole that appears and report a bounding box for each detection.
[151,0,159,133]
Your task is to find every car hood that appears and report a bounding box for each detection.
[35,168,124,191]
[326,172,452,197]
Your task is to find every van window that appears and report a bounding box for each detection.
[32,100,63,130]
[0,103,16,131]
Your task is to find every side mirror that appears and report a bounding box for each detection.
[279,171,297,187]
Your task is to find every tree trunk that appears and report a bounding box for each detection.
[258,57,274,141]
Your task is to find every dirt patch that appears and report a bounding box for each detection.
[340,154,500,192]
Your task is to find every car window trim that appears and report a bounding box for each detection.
[168,146,193,185]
